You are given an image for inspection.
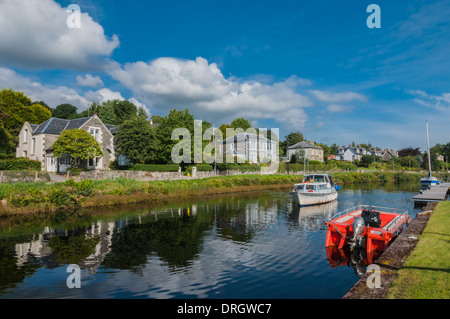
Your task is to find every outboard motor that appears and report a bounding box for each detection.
[349,217,365,250]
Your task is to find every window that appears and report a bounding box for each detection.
[59,155,71,165]
[89,127,101,141]
[32,138,36,154]
[24,129,28,142]
[23,150,27,157]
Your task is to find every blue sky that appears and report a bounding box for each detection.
[0,0,449,150]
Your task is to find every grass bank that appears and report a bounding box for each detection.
[387,201,450,299]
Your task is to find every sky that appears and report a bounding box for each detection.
[0,0,449,150]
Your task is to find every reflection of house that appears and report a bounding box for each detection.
[217,133,278,164]
[14,222,115,274]
[16,115,117,173]
[287,141,324,162]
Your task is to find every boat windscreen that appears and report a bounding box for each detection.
[304,175,328,183]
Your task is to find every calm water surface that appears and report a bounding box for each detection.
[0,183,423,299]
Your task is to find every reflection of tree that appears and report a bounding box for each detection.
[102,214,210,272]
[49,236,100,264]
[0,239,39,294]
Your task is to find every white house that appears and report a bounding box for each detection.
[217,133,278,164]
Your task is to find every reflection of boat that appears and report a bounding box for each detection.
[290,174,339,207]
[296,200,338,218]
[325,205,411,256]
[289,201,338,231]
[420,122,440,188]
[326,246,383,278]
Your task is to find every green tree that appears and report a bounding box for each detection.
[52,128,103,168]
[156,109,195,164]
[116,117,159,164]
[52,103,79,119]
[112,100,138,125]
[97,100,117,125]
[398,155,420,169]
[281,131,304,155]
[0,89,51,153]
[230,117,252,131]
[79,102,102,118]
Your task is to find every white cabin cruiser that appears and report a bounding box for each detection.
[290,174,340,207]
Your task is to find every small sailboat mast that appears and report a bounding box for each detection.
[426,121,432,177]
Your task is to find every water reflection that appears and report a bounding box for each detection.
[0,184,423,298]
[288,200,338,231]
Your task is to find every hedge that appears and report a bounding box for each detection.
[195,164,213,171]
[131,164,180,172]
[0,158,42,171]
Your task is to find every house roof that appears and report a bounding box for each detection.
[288,141,322,150]
[31,115,117,136]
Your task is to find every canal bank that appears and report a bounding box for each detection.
[0,171,447,217]
[343,200,449,299]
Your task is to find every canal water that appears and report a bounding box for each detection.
[0,183,423,299]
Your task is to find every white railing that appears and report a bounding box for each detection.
[328,205,409,223]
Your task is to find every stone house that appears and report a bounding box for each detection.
[287,141,324,162]
[16,114,116,173]
[381,149,398,161]
[217,133,278,164]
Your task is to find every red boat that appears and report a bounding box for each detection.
[325,205,411,255]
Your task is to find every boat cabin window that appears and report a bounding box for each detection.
[295,184,305,191]
[303,175,329,183]
[305,184,316,190]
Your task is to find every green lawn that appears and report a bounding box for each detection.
[387,200,450,299]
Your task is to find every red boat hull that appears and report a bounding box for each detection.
[326,207,411,254]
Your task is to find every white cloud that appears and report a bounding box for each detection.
[76,74,104,87]
[0,67,148,116]
[0,67,91,108]
[107,57,313,129]
[326,104,355,113]
[409,89,450,111]
[0,0,119,70]
[309,90,367,103]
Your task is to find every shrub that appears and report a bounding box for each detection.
[195,164,213,171]
[0,158,41,171]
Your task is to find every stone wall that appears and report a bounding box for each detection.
[78,168,270,181]
[0,171,50,183]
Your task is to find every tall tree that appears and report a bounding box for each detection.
[52,128,103,168]
[156,109,195,164]
[281,131,304,155]
[0,89,51,153]
[116,117,159,164]
[97,101,117,125]
[113,100,138,125]
[398,147,421,158]
[52,103,79,119]
[230,117,252,131]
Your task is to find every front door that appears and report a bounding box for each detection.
[46,156,57,172]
